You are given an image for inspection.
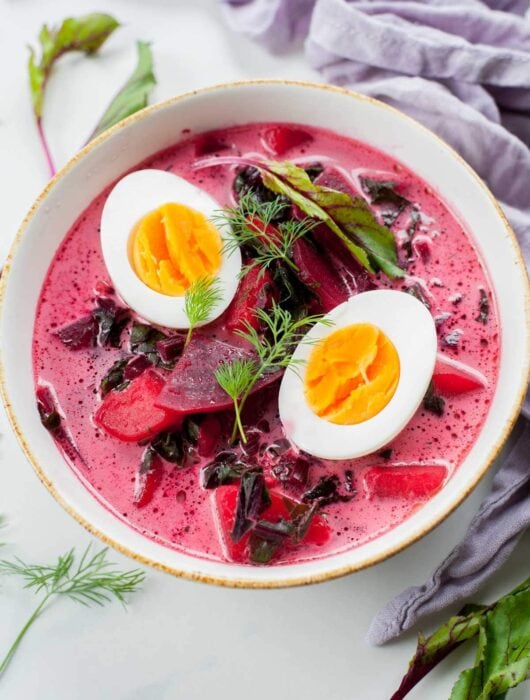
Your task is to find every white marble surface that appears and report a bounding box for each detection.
[0,1,527,698]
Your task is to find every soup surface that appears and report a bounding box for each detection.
[33,123,499,565]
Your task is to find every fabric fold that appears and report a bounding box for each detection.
[221,0,529,644]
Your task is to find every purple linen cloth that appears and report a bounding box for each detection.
[221,0,530,645]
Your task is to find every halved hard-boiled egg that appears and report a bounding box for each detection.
[101,169,241,328]
[279,290,437,460]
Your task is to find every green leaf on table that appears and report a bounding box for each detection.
[450,578,530,700]
[28,13,120,120]
[258,160,404,279]
[392,577,530,700]
[88,41,156,141]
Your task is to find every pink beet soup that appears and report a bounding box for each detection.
[33,123,499,566]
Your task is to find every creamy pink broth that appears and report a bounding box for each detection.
[33,123,499,565]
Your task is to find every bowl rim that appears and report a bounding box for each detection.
[1,78,528,589]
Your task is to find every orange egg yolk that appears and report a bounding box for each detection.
[304,323,400,425]
[130,202,222,296]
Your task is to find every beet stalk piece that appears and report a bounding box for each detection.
[292,238,350,312]
[225,266,276,334]
[56,315,98,350]
[155,335,281,415]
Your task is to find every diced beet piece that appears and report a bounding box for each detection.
[292,238,350,312]
[432,356,487,396]
[271,450,311,488]
[364,465,447,500]
[433,371,484,395]
[226,266,276,333]
[262,126,313,156]
[214,486,330,563]
[156,335,281,415]
[95,369,181,442]
[56,315,98,350]
[123,355,152,381]
[155,335,186,364]
[134,449,163,507]
[197,415,222,457]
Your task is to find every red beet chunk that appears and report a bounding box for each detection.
[123,354,152,381]
[155,335,185,364]
[156,335,281,415]
[197,415,222,457]
[214,486,330,563]
[95,369,181,442]
[432,356,487,396]
[292,238,350,312]
[364,465,447,500]
[263,126,313,156]
[226,266,276,333]
[433,372,484,395]
[56,315,97,350]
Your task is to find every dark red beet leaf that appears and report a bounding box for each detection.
[155,335,282,415]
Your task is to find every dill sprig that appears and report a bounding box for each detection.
[0,546,145,678]
[212,192,315,277]
[184,276,223,347]
[215,301,331,443]
[215,359,258,445]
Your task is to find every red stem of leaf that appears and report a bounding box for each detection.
[37,118,56,177]
[390,639,464,699]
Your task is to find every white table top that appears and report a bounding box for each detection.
[0,1,527,698]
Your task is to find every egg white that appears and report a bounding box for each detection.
[278,290,437,460]
[100,169,241,329]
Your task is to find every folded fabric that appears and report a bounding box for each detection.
[221,0,530,644]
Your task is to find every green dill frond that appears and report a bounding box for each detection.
[214,302,331,443]
[215,359,257,402]
[212,192,315,277]
[184,276,223,346]
[215,358,258,443]
[0,546,145,677]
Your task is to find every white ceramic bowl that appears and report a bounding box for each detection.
[1,81,528,588]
